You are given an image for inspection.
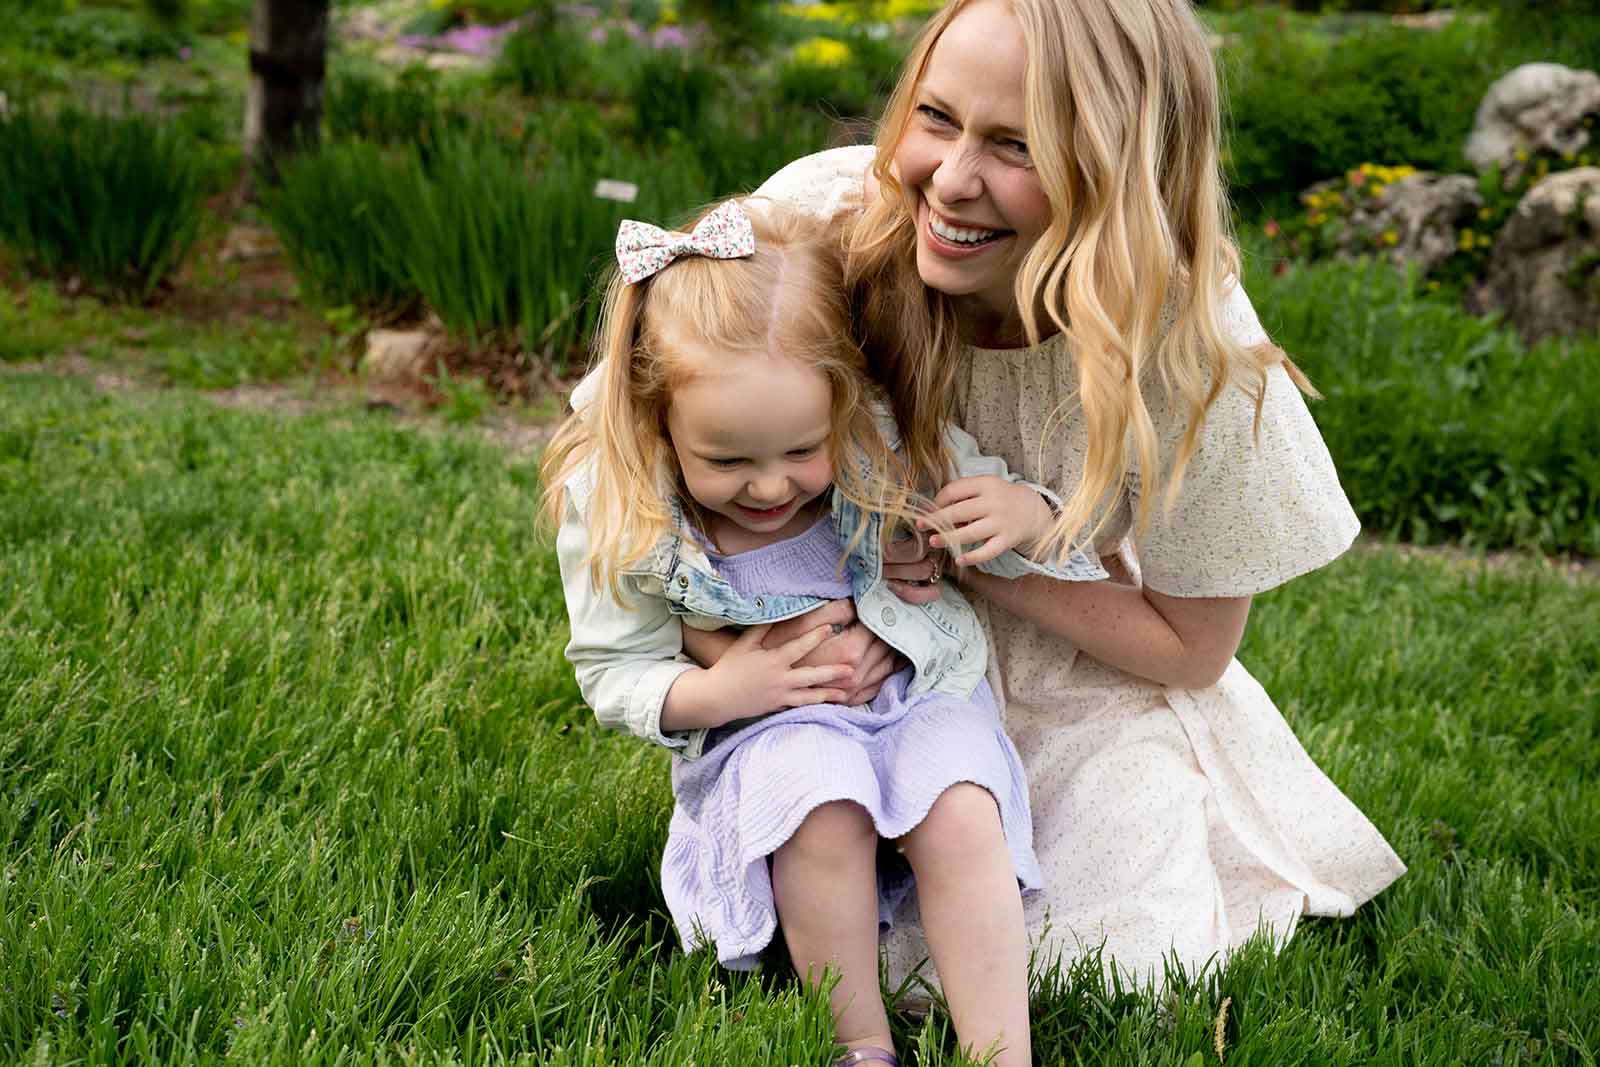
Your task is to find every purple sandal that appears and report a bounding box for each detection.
[834,1048,899,1067]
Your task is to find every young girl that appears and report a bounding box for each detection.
[541,199,1104,1067]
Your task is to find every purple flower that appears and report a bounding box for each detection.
[652,25,689,49]
[588,26,608,43]
[178,45,193,61]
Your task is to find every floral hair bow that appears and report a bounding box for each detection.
[615,199,756,284]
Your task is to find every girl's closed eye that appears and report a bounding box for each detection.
[917,104,954,127]
[786,445,819,458]
[707,457,745,469]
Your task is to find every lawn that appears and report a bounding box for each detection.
[2,371,1595,1065]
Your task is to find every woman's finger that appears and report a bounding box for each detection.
[883,536,931,565]
[887,578,942,604]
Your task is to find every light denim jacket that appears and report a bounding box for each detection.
[556,382,1106,760]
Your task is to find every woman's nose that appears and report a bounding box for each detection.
[930,138,984,204]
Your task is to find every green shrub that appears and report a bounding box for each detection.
[1222,19,1498,215]
[1245,251,1600,556]
[260,139,420,313]
[324,64,467,153]
[630,49,721,134]
[0,106,204,299]
[494,12,606,99]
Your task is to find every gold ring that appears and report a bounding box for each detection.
[928,557,942,583]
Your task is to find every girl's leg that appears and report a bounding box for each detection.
[897,783,1031,1067]
[772,800,894,1057]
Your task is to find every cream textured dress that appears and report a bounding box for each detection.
[756,147,1405,988]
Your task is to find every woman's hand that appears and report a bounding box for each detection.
[883,535,944,605]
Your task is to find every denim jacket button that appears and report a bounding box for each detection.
[754,597,765,609]
[677,575,689,588]
[880,606,898,626]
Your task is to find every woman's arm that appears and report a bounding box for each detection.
[960,569,1250,689]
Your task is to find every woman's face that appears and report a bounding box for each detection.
[893,0,1051,334]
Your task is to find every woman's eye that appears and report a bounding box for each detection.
[917,104,953,126]
[1002,138,1030,159]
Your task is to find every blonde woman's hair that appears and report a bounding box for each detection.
[541,200,920,601]
[848,0,1312,559]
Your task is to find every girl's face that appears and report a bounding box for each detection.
[665,350,835,538]
[893,0,1051,334]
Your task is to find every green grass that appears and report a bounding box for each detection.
[2,372,1596,1064]
[0,283,329,388]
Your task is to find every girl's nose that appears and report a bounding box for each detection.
[748,475,789,504]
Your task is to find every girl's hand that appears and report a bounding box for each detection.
[919,475,1053,566]
[706,624,852,719]
[765,600,902,704]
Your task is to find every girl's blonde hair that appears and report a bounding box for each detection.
[542,200,918,600]
[848,0,1311,558]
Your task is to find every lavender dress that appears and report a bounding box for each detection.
[661,517,1041,969]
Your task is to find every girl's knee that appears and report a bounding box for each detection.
[780,800,877,859]
[900,783,1003,865]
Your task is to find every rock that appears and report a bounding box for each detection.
[363,327,435,386]
[1465,63,1600,183]
[1472,167,1600,344]
[1339,172,1482,275]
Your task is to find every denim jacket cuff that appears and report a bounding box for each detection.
[627,660,700,751]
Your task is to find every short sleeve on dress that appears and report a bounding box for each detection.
[752,146,875,222]
[1131,284,1360,598]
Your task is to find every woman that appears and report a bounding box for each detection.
[740,0,1405,989]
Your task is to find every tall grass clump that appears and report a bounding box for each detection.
[0,106,204,299]
[382,133,667,363]
[259,139,420,313]
[1245,252,1600,556]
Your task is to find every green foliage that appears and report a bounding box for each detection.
[630,48,722,134]
[2,374,1598,1063]
[259,139,420,314]
[323,64,468,153]
[1246,251,1600,555]
[0,105,204,299]
[493,9,608,98]
[378,133,643,361]
[776,31,904,119]
[6,2,187,64]
[1222,19,1496,215]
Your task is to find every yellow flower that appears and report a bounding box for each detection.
[1427,280,1440,291]
[792,36,852,67]
[1383,229,1399,246]
[1458,228,1476,251]
[1478,208,1492,221]
[1308,212,1326,225]
[1306,192,1324,209]
[1515,148,1530,162]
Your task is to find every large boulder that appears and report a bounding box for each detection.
[1340,172,1483,275]
[1465,63,1600,183]
[1472,167,1600,344]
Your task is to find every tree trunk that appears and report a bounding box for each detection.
[243,0,330,186]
